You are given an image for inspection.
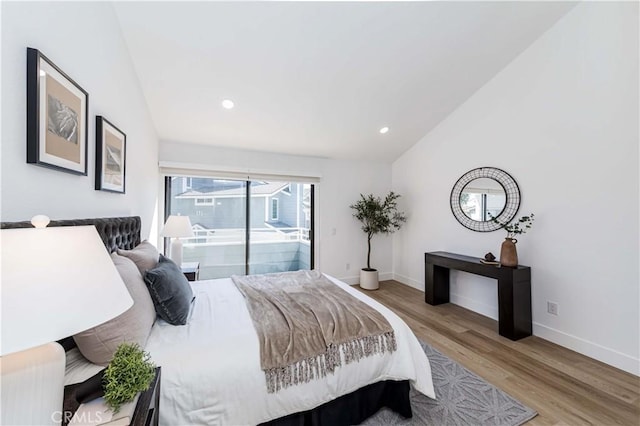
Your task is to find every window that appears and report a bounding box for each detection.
[195,198,214,206]
[179,176,193,192]
[165,177,314,279]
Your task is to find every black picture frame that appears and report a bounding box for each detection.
[95,116,126,194]
[26,47,89,175]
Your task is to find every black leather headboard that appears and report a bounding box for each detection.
[1,216,141,253]
[1,216,142,351]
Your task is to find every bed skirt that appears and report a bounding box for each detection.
[260,380,412,426]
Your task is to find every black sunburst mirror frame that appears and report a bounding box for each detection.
[450,167,520,232]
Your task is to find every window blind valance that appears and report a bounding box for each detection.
[159,161,321,183]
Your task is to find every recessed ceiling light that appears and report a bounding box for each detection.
[379,126,390,134]
[222,99,235,109]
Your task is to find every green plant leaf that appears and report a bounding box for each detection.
[103,343,156,413]
[350,191,406,269]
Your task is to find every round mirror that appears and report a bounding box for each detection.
[450,167,520,232]
[460,178,506,221]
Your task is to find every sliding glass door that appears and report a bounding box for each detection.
[248,181,313,275]
[165,176,313,279]
[167,177,246,279]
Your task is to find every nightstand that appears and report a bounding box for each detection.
[181,262,200,281]
[62,367,161,426]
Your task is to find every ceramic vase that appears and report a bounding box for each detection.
[359,269,379,290]
[500,238,518,267]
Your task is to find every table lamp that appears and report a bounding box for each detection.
[0,216,134,425]
[161,215,194,266]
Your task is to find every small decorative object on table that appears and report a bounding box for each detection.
[480,252,500,265]
[74,368,107,404]
[104,343,156,413]
[62,343,158,426]
[63,367,161,426]
[490,213,535,267]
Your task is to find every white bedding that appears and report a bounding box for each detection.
[66,274,435,426]
[146,274,434,425]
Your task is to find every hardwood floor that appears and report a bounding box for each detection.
[357,280,640,425]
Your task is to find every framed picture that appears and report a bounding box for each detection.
[26,48,88,175]
[95,116,126,193]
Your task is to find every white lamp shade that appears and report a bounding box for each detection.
[161,215,194,238]
[0,226,133,356]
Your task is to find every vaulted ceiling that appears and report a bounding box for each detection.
[114,1,576,161]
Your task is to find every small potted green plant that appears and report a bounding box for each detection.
[103,343,156,413]
[350,192,406,290]
[490,213,535,267]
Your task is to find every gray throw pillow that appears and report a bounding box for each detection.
[144,255,194,325]
[117,241,160,275]
[74,253,156,365]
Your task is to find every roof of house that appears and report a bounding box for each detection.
[177,182,289,198]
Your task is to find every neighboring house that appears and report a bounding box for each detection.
[168,176,312,276]
[170,177,310,233]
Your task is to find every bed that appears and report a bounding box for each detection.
[1,216,435,425]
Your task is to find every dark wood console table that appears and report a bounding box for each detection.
[425,251,531,340]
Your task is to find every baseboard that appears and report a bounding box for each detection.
[379,272,393,281]
[341,275,360,285]
[449,292,499,321]
[391,274,639,376]
[341,272,393,286]
[533,322,639,376]
[392,273,500,322]
[392,273,423,290]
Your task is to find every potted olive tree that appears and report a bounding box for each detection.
[350,192,406,290]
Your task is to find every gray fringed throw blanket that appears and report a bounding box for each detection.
[232,270,397,393]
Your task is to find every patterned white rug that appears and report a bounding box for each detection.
[363,341,537,425]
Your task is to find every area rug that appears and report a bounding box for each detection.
[363,341,537,425]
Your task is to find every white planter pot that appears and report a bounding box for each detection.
[359,269,379,290]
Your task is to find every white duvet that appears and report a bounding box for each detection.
[144,275,435,425]
[65,275,435,426]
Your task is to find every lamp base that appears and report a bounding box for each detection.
[170,237,183,266]
[0,342,66,425]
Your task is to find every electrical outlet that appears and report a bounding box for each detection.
[547,301,558,316]
[346,263,350,270]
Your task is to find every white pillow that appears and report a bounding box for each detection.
[117,240,160,275]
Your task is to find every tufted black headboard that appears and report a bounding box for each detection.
[1,216,142,350]
[0,216,141,253]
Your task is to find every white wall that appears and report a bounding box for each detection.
[392,2,639,375]
[160,141,393,283]
[1,2,159,238]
